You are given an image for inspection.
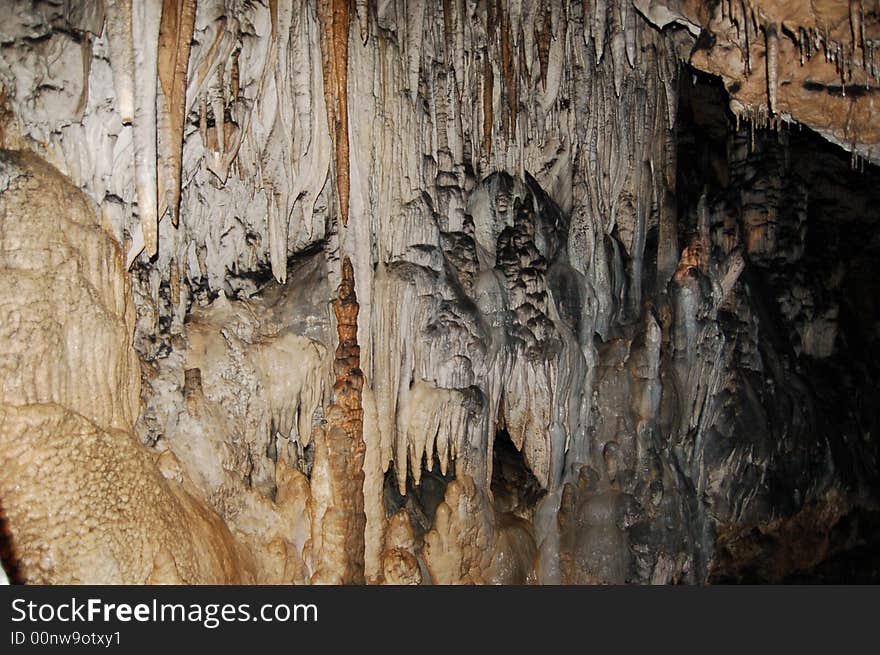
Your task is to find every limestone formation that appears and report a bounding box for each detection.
[0,151,252,583]
[0,1,878,585]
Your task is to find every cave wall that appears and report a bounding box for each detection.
[0,0,878,585]
[0,151,254,583]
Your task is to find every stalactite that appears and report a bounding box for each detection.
[209,70,225,155]
[611,17,626,96]
[442,0,455,69]
[765,22,779,114]
[169,257,180,306]
[442,0,465,98]
[406,0,426,104]
[157,0,196,228]
[131,0,163,261]
[185,16,231,109]
[593,0,607,61]
[483,55,494,160]
[104,0,136,125]
[742,0,751,75]
[317,0,350,227]
[624,3,637,69]
[355,0,369,45]
[73,35,91,122]
[535,4,551,90]
[500,3,515,142]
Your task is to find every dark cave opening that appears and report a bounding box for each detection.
[490,429,547,520]
[676,66,880,582]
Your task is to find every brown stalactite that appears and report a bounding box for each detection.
[230,50,240,100]
[487,0,498,37]
[158,0,197,227]
[500,4,515,142]
[483,56,494,160]
[483,0,502,156]
[765,22,779,115]
[318,0,351,228]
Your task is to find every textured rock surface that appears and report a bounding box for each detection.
[0,150,252,583]
[0,1,878,585]
[646,0,880,164]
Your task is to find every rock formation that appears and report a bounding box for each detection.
[0,0,877,584]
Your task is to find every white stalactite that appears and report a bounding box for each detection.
[131,0,163,261]
[104,0,136,125]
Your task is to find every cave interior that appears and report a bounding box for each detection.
[0,0,879,585]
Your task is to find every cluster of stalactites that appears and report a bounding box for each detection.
[709,0,878,169]
[87,2,342,284]
[1,1,688,295]
[102,1,196,267]
[717,0,879,111]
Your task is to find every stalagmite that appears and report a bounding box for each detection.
[310,258,366,583]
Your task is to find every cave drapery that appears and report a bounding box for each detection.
[0,0,878,585]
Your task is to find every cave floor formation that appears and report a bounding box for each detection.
[0,0,879,585]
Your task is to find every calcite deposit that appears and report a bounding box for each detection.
[0,0,878,585]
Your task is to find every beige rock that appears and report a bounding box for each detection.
[0,150,251,583]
